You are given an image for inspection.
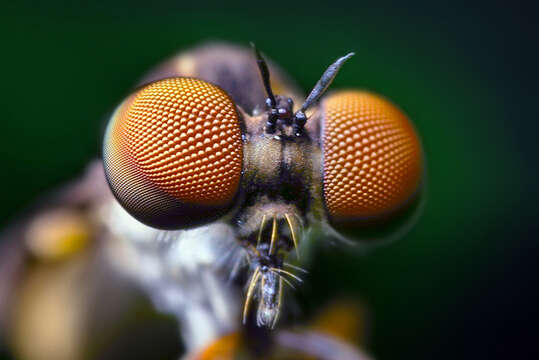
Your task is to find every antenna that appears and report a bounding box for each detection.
[251,42,277,108]
[251,44,355,136]
[294,52,355,127]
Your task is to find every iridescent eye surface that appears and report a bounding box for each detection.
[103,77,243,229]
[321,91,423,230]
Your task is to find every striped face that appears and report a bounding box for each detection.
[103,78,243,229]
[320,91,423,228]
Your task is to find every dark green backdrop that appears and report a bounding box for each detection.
[1,1,537,359]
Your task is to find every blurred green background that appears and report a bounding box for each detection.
[1,0,537,359]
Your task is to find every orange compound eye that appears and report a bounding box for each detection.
[103,78,243,229]
[321,91,423,231]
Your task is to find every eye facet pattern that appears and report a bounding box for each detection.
[103,77,243,229]
[322,91,423,225]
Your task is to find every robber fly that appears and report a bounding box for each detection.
[102,42,424,329]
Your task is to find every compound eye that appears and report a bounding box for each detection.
[321,91,423,235]
[103,78,243,229]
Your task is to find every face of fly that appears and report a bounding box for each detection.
[103,43,424,329]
